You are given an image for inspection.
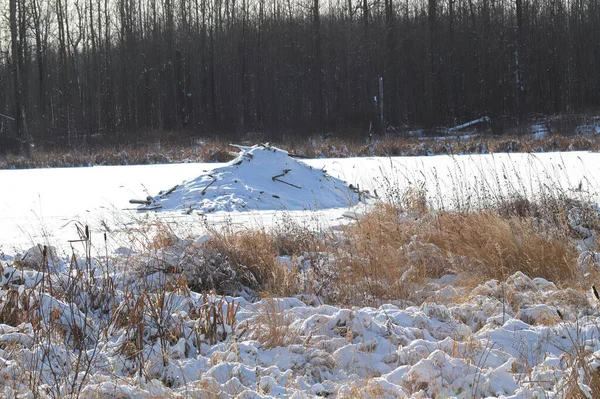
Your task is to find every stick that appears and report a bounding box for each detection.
[202,175,217,195]
[271,169,291,180]
[271,170,301,189]
[164,185,178,195]
[129,199,151,205]
[273,178,302,189]
[287,152,309,159]
[138,205,162,211]
[229,144,253,151]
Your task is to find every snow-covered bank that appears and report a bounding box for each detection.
[0,257,597,398]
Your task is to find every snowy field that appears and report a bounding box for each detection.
[1,147,600,398]
[1,150,598,255]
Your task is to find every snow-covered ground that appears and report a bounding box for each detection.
[2,150,599,255]
[1,147,600,398]
[0,258,599,398]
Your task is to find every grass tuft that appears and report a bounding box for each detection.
[428,211,578,284]
[247,299,295,349]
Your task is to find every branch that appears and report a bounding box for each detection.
[0,113,15,121]
[272,169,302,189]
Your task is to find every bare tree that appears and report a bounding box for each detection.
[2,0,600,146]
[9,0,29,151]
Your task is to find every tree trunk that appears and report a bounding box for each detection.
[9,0,28,152]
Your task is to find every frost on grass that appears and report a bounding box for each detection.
[3,155,600,397]
[2,202,600,398]
[137,144,362,213]
[1,252,600,398]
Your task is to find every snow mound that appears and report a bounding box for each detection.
[137,144,361,212]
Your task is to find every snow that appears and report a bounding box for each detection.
[2,151,600,255]
[1,149,600,397]
[138,145,361,213]
[575,117,600,136]
[531,123,550,139]
[447,116,491,132]
[0,265,597,398]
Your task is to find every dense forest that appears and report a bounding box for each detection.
[1,0,600,149]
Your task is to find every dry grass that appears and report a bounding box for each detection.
[497,195,600,237]
[0,139,233,169]
[338,378,407,398]
[185,377,226,398]
[328,202,580,303]
[3,133,600,169]
[169,197,584,305]
[559,326,600,399]
[116,175,591,307]
[0,286,39,327]
[247,299,296,349]
[272,215,327,256]
[330,205,430,304]
[203,229,300,296]
[428,212,578,283]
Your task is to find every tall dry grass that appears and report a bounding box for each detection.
[202,230,300,296]
[428,211,578,283]
[161,193,586,306]
[246,299,296,349]
[329,205,430,304]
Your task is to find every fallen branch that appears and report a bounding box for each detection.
[271,169,291,180]
[158,185,178,196]
[202,175,217,195]
[137,205,162,211]
[348,183,373,201]
[129,197,152,206]
[447,116,490,132]
[0,113,15,121]
[273,179,302,189]
[229,144,253,152]
[272,169,302,189]
[129,197,162,211]
[287,152,309,159]
[129,199,149,205]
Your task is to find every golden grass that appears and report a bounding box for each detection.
[203,230,300,296]
[330,205,425,303]
[182,198,584,305]
[247,298,296,349]
[560,342,600,399]
[338,378,407,398]
[428,212,578,283]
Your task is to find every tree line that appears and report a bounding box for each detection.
[1,0,600,149]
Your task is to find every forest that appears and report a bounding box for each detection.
[1,0,600,149]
